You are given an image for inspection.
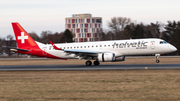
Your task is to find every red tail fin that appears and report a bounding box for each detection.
[12,22,37,49]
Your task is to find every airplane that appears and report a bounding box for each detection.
[8,22,177,66]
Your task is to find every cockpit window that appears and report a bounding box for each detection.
[164,41,168,44]
[160,41,168,44]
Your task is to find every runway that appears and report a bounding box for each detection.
[0,64,180,71]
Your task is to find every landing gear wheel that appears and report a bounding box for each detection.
[94,61,100,66]
[155,54,160,63]
[156,60,160,63]
[86,61,92,66]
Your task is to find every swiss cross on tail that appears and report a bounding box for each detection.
[18,32,28,43]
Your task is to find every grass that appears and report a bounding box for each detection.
[0,57,180,100]
[0,70,180,101]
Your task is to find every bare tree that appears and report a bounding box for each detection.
[108,17,131,39]
[108,17,131,33]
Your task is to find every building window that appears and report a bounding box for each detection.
[72,19,75,23]
[93,33,96,37]
[85,24,88,28]
[84,29,88,33]
[81,19,83,23]
[87,33,91,37]
[80,38,83,42]
[92,19,95,23]
[96,19,101,23]
[81,29,83,33]
[95,24,97,28]
[73,24,75,28]
[76,29,80,33]
[79,33,81,37]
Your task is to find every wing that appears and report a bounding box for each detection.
[49,41,99,58]
[2,46,30,52]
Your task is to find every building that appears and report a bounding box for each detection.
[65,14,102,42]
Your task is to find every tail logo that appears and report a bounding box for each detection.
[18,32,28,43]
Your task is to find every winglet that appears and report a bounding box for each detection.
[49,41,63,50]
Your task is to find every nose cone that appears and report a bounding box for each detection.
[170,45,177,52]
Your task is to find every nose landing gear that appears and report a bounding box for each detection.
[155,54,160,63]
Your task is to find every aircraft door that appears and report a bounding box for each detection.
[150,41,155,49]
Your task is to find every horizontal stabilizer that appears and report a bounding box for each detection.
[3,46,30,52]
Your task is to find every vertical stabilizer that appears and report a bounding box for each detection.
[12,22,38,49]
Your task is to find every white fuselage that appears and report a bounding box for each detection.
[36,38,177,59]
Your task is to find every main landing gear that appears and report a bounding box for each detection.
[86,60,100,66]
[155,54,160,63]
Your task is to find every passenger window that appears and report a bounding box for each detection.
[84,46,86,48]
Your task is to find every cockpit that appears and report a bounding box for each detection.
[160,41,168,44]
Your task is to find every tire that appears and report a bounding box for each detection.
[156,60,160,63]
[86,61,92,66]
[94,61,100,66]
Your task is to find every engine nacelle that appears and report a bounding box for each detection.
[98,53,115,62]
[114,56,126,61]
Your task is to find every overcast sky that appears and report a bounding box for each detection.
[0,0,180,38]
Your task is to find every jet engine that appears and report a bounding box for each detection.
[98,53,115,62]
[98,53,126,62]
